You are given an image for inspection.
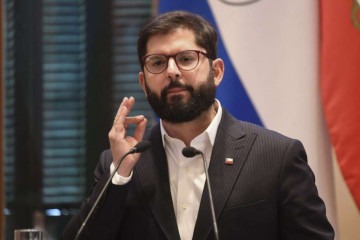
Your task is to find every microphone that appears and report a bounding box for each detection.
[129,140,151,154]
[182,146,219,240]
[75,140,151,240]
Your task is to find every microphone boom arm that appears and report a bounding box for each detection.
[182,146,219,240]
[74,140,151,240]
[199,152,219,240]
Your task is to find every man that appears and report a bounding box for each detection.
[63,11,334,240]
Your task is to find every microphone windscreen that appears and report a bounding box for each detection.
[133,140,151,153]
[182,146,198,158]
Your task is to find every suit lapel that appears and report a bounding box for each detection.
[135,126,181,240]
[193,111,257,240]
[134,111,257,240]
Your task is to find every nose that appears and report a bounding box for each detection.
[166,57,181,80]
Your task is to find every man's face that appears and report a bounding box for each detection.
[139,28,220,123]
[144,68,216,123]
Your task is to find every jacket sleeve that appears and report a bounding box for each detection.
[62,150,130,240]
[278,140,334,240]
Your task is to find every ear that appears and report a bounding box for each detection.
[138,71,147,96]
[212,58,224,87]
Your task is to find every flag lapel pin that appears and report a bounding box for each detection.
[225,158,234,165]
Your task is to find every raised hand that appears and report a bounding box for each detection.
[108,96,147,177]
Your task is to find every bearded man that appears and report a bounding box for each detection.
[63,10,334,240]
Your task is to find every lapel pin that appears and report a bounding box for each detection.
[225,158,234,165]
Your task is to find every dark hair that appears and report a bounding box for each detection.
[137,10,218,70]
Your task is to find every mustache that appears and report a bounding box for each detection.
[161,81,193,96]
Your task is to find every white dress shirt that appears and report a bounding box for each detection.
[111,100,223,240]
[160,100,222,240]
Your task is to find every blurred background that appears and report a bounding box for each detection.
[1,0,359,239]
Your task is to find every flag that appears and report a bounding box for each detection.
[321,0,360,210]
[159,0,337,226]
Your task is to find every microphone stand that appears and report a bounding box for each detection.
[74,141,151,240]
[199,151,219,240]
[182,147,219,240]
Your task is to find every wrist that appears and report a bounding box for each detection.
[116,157,136,177]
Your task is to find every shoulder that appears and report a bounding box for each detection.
[219,110,306,163]
[220,110,299,145]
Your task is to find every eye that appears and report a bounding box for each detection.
[147,56,167,67]
[151,59,166,67]
[176,52,197,66]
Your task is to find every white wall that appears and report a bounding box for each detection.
[333,152,360,240]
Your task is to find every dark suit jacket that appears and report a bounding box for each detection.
[63,110,334,240]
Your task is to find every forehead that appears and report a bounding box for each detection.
[146,28,199,55]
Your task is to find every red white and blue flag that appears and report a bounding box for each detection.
[157,0,360,228]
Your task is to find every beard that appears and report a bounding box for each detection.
[145,70,216,123]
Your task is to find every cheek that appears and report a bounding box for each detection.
[143,75,164,95]
[187,67,212,86]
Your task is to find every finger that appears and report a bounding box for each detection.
[118,104,128,123]
[113,97,128,125]
[112,108,129,139]
[115,97,128,117]
[126,96,136,113]
[114,97,136,124]
[133,117,148,142]
[125,116,145,124]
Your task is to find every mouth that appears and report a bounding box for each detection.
[167,87,187,95]
[161,83,193,100]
